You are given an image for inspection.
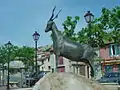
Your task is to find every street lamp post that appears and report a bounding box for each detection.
[84,11,94,24]
[6,41,12,90]
[33,31,40,72]
[84,11,94,78]
[84,11,94,44]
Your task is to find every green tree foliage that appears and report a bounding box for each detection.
[62,16,80,41]
[63,6,120,47]
[77,23,108,47]
[16,46,34,66]
[0,45,34,69]
[97,6,120,43]
[0,45,19,64]
[0,46,8,64]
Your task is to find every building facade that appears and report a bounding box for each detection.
[100,43,120,74]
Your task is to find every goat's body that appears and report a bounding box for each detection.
[52,30,95,61]
[60,37,84,61]
[62,37,95,62]
[53,35,84,59]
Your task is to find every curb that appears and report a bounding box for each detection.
[11,88,32,90]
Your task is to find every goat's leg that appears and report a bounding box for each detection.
[86,60,94,77]
[81,59,94,77]
[89,63,94,77]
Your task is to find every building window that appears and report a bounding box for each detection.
[42,60,44,64]
[79,65,85,76]
[105,65,112,73]
[118,65,120,71]
[48,56,50,62]
[48,66,51,70]
[73,66,75,73]
[58,56,63,65]
[58,66,65,72]
[42,67,44,71]
[109,44,120,56]
[76,66,78,74]
[113,65,118,72]
[87,66,89,78]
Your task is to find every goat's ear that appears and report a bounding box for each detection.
[49,6,56,21]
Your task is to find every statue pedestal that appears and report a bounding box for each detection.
[33,72,108,90]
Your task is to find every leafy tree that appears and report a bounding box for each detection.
[0,46,8,64]
[97,6,120,43]
[0,44,19,82]
[0,45,34,71]
[77,22,109,47]
[0,45,19,65]
[62,6,120,47]
[16,46,34,68]
[62,16,80,41]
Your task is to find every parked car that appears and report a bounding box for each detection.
[25,71,50,87]
[24,72,32,78]
[97,72,120,84]
[34,71,50,80]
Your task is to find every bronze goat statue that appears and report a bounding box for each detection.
[45,6,96,77]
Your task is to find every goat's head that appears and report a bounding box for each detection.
[45,6,62,32]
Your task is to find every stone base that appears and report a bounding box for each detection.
[33,72,109,90]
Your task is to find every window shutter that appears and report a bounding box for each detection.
[115,44,119,55]
[109,45,112,56]
[119,45,120,54]
[58,56,63,65]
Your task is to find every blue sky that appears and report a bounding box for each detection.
[0,0,119,47]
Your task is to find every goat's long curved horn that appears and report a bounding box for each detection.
[52,9,62,20]
[49,6,56,21]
